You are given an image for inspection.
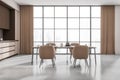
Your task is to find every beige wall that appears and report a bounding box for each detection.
[15,10,20,53]
[1,0,20,11]
[115,6,120,54]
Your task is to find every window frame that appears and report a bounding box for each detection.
[33,6,101,53]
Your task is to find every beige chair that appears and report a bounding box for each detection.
[72,45,88,67]
[46,42,56,51]
[69,43,80,61]
[69,43,80,53]
[39,45,56,67]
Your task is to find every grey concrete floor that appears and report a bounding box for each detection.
[0,54,120,80]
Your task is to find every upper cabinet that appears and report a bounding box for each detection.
[0,5,10,29]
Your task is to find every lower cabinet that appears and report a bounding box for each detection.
[0,41,18,60]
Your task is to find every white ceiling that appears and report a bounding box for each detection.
[14,0,120,5]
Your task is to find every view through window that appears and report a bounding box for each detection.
[33,6,101,53]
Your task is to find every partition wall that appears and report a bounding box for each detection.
[33,6,101,53]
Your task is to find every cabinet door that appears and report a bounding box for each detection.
[0,42,16,60]
[0,5,10,29]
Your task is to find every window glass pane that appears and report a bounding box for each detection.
[44,30,54,41]
[34,42,42,47]
[55,42,66,47]
[68,7,79,17]
[92,30,100,41]
[80,7,90,17]
[34,7,42,17]
[44,7,54,17]
[92,18,100,28]
[68,30,79,41]
[44,42,48,45]
[45,42,55,45]
[56,49,67,53]
[44,18,54,28]
[55,18,66,28]
[80,42,90,47]
[91,7,101,17]
[91,43,100,53]
[55,30,66,41]
[34,30,42,41]
[34,18,42,28]
[69,41,80,44]
[80,18,90,28]
[55,42,67,53]
[68,18,79,28]
[80,30,90,41]
[34,42,42,53]
[55,7,67,17]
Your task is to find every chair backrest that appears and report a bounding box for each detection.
[72,45,88,59]
[69,43,80,53]
[46,43,56,46]
[39,45,55,59]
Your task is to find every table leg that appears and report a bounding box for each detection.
[31,49,34,64]
[94,48,97,64]
[89,48,91,66]
[36,48,39,63]
[66,48,68,64]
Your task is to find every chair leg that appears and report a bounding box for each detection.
[89,54,91,67]
[79,59,81,67]
[85,59,88,67]
[51,59,55,67]
[70,53,72,63]
[39,59,43,68]
[73,59,76,68]
[54,56,56,60]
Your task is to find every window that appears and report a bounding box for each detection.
[91,6,101,53]
[55,7,67,17]
[34,7,42,17]
[44,18,54,28]
[33,6,101,53]
[68,30,79,41]
[68,18,79,28]
[55,18,67,28]
[55,30,67,41]
[44,7,54,17]
[80,18,90,28]
[68,7,79,17]
[80,7,90,17]
[44,30,54,41]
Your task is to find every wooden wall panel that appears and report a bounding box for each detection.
[101,6,115,54]
[20,6,33,54]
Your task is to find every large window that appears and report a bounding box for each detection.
[33,6,101,53]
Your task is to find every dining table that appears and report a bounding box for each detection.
[31,45,96,65]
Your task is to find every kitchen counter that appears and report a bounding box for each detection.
[0,40,18,60]
[0,40,18,43]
